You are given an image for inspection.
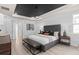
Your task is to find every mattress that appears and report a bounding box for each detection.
[28,34,58,45]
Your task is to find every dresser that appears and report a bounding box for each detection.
[0,32,11,55]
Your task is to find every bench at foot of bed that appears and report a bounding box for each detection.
[22,38,59,55]
[22,38,42,55]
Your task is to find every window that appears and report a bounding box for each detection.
[0,13,4,25]
[73,14,79,33]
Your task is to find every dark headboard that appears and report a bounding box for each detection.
[44,24,61,36]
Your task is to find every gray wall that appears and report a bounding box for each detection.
[37,5,79,46]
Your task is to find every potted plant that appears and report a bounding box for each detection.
[63,30,67,37]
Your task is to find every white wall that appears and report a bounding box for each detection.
[0,14,7,33]
[41,13,73,36]
[38,5,79,46]
[22,19,39,38]
[3,16,39,39]
[0,14,40,40]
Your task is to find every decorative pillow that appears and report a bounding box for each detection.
[43,32,49,35]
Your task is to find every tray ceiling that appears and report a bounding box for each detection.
[15,4,65,17]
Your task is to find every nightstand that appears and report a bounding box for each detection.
[60,36,70,45]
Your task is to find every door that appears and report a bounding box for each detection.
[12,22,23,45]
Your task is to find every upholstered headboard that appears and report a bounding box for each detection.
[44,24,61,36]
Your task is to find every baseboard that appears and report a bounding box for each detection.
[70,43,79,47]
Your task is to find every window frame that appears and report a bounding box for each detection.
[73,14,79,34]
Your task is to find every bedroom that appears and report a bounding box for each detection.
[0,4,79,55]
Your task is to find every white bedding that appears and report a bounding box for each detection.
[28,34,58,45]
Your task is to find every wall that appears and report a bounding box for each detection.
[3,16,39,40]
[41,13,73,36]
[0,14,7,33]
[0,13,39,39]
[38,5,79,46]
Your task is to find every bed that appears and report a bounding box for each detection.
[27,34,59,51]
[23,24,61,54]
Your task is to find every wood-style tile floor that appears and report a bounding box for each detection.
[11,39,79,55]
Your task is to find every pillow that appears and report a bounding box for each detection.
[43,32,49,35]
[54,32,59,37]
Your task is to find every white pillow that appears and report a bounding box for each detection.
[54,32,59,38]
